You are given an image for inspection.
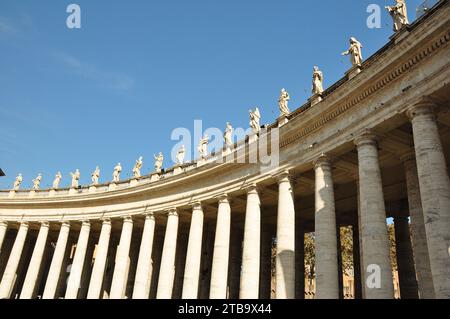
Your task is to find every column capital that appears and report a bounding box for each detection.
[142,211,155,219]
[215,193,229,204]
[122,215,133,224]
[80,220,91,227]
[272,170,291,184]
[354,129,378,148]
[243,183,259,194]
[405,100,436,120]
[20,221,29,228]
[190,201,203,210]
[101,217,112,225]
[0,220,8,227]
[39,221,50,228]
[166,208,178,217]
[60,221,71,228]
[313,153,332,169]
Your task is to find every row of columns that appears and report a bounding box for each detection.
[0,104,449,299]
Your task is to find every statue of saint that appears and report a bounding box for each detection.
[278,88,290,116]
[342,37,363,67]
[312,66,324,95]
[133,156,143,178]
[154,153,164,173]
[113,163,122,182]
[386,0,409,32]
[53,172,62,189]
[70,169,80,188]
[249,107,261,135]
[13,174,23,191]
[198,135,209,159]
[91,166,100,185]
[224,122,233,150]
[32,174,42,190]
[176,145,186,166]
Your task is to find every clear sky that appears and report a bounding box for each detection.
[0,0,426,189]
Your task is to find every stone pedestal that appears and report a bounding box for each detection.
[173,166,183,175]
[278,115,289,128]
[69,188,77,195]
[346,65,362,80]
[389,26,410,44]
[129,179,138,187]
[49,189,56,197]
[248,133,258,144]
[88,186,97,193]
[8,191,15,198]
[309,93,323,106]
[150,174,160,182]
[29,190,36,197]
[108,183,117,191]
[197,159,206,167]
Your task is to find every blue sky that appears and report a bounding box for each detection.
[0,0,425,189]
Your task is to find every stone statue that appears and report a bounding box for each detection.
[312,66,324,95]
[198,135,209,159]
[133,156,143,178]
[386,0,409,32]
[91,166,100,185]
[113,163,122,182]
[13,174,23,191]
[278,88,290,116]
[53,172,62,189]
[32,174,42,190]
[249,107,261,135]
[176,145,186,166]
[342,37,363,67]
[224,122,233,150]
[154,153,164,173]
[70,169,80,188]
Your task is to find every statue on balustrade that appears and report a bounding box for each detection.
[224,122,233,150]
[176,145,186,166]
[113,163,122,182]
[52,172,62,189]
[278,88,290,117]
[154,153,164,173]
[13,174,23,191]
[198,135,209,159]
[386,0,409,32]
[32,174,42,190]
[249,107,261,135]
[312,66,324,95]
[70,169,80,188]
[91,166,100,185]
[133,156,143,178]
[342,37,363,67]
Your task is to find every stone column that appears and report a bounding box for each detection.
[210,195,231,299]
[239,185,261,299]
[87,218,112,299]
[352,223,362,299]
[0,221,7,254]
[110,217,133,299]
[156,209,179,299]
[354,131,394,299]
[401,153,435,299]
[20,222,50,299]
[42,222,70,299]
[407,104,450,299]
[133,213,156,299]
[275,171,296,299]
[65,220,91,299]
[0,222,29,299]
[182,203,204,299]
[393,216,419,299]
[314,155,339,299]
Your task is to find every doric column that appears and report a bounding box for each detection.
[65,220,91,299]
[110,216,134,299]
[352,223,362,299]
[401,153,435,299]
[314,155,339,299]
[42,222,70,299]
[354,131,394,299]
[133,213,156,299]
[20,221,50,299]
[87,218,112,299]
[275,171,296,299]
[0,222,29,299]
[407,103,450,299]
[239,185,261,299]
[393,216,419,299]
[182,203,204,299]
[156,209,179,299]
[210,195,231,299]
[0,221,7,254]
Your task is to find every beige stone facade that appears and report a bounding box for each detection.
[0,1,449,300]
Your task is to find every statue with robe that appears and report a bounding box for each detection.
[176,145,186,166]
[342,37,363,67]
[133,156,143,178]
[91,166,100,185]
[386,0,409,32]
[53,172,62,189]
[312,66,324,95]
[249,107,261,135]
[278,88,290,116]
[13,174,23,191]
[70,169,80,188]
[198,135,209,159]
[154,153,164,173]
[224,122,233,150]
[32,174,42,190]
[113,163,122,182]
